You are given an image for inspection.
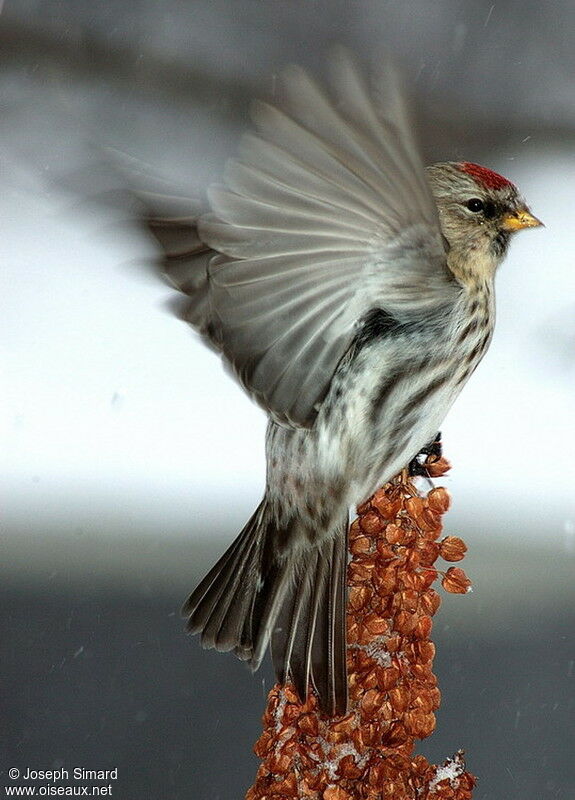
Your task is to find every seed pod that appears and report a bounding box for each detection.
[371,491,403,519]
[350,534,373,555]
[359,510,384,535]
[417,540,441,566]
[428,486,451,513]
[348,584,372,611]
[425,456,451,477]
[442,567,472,594]
[420,589,442,615]
[440,536,468,562]
[414,614,433,640]
[297,713,319,737]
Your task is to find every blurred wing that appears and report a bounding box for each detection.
[198,51,457,427]
[132,192,214,333]
[183,51,457,426]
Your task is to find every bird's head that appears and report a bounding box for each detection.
[426,161,542,282]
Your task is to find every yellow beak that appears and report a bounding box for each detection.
[501,208,544,231]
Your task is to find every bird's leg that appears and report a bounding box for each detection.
[408,432,442,478]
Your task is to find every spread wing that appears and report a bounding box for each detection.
[154,50,458,427]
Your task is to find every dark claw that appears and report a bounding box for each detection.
[408,432,442,477]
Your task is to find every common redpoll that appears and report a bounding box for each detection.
[140,51,542,715]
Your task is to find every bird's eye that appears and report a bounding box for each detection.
[466,198,485,213]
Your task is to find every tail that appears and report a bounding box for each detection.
[183,500,348,716]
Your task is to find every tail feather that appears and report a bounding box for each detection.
[272,529,347,716]
[310,533,347,715]
[249,554,300,671]
[272,561,312,685]
[182,500,349,715]
[183,504,265,653]
[201,529,263,653]
[281,549,325,706]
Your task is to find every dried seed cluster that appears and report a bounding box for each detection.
[247,456,475,799]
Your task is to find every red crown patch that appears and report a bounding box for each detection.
[459,162,514,191]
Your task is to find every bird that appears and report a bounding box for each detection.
[135,50,542,716]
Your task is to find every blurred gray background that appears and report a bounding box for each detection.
[1,1,574,798]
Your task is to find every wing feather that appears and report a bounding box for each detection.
[162,51,459,426]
